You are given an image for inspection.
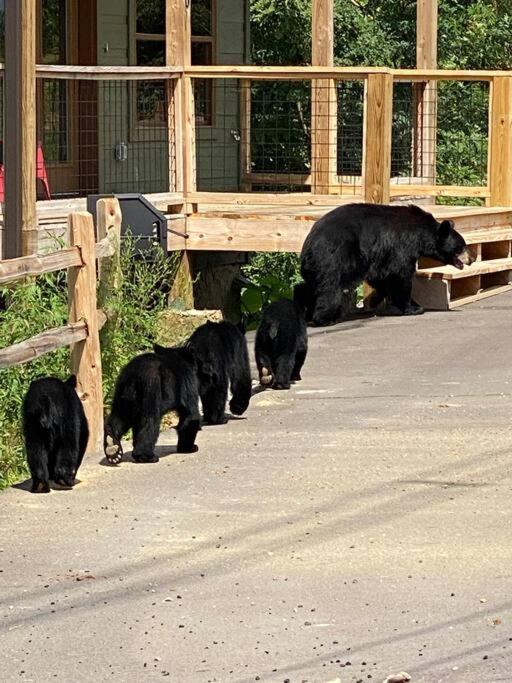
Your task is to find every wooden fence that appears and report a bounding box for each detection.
[0,198,122,453]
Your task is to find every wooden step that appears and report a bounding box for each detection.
[417,257,512,280]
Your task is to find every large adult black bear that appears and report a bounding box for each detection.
[186,320,252,425]
[300,203,474,326]
[23,375,89,493]
[255,296,308,390]
[104,346,200,465]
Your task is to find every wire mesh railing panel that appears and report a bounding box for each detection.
[392,79,490,192]
[437,80,489,187]
[336,80,364,187]
[35,77,177,200]
[194,78,365,194]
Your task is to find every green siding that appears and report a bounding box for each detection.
[96,0,248,194]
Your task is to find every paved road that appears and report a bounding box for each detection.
[2,294,512,683]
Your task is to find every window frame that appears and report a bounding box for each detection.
[129,0,216,140]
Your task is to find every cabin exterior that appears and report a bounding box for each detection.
[0,0,249,203]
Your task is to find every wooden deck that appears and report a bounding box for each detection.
[21,192,512,311]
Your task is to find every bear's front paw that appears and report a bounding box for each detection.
[31,480,51,494]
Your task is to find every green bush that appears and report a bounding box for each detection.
[241,252,302,328]
[0,237,178,490]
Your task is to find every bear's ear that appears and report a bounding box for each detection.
[438,219,454,238]
[153,343,167,355]
[65,374,78,389]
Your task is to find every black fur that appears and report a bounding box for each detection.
[255,296,308,390]
[104,347,200,464]
[22,375,89,493]
[300,203,474,326]
[186,321,252,425]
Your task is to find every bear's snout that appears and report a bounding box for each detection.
[453,247,474,270]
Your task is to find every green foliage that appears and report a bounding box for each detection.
[99,235,179,408]
[241,252,302,327]
[0,238,178,490]
[0,272,69,489]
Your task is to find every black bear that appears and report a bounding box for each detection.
[255,296,308,390]
[104,346,200,465]
[300,203,474,326]
[22,375,89,493]
[185,320,252,425]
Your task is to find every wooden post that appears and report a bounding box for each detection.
[68,212,104,454]
[489,76,512,207]
[363,73,393,204]
[4,0,37,258]
[311,0,337,194]
[413,0,438,184]
[97,198,122,346]
[167,0,196,305]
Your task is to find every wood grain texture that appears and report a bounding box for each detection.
[0,322,87,370]
[0,247,82,284]
[489,76,512,206]
[363,73,393,204]
[4,0,37,257]
[68,212,104,454]
[35,65,182,80]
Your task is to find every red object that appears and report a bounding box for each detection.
[0,142,51,202]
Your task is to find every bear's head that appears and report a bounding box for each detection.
[434,219,474,270]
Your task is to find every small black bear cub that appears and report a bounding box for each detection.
[104,346,200,465]
[300,203,474,326]
[23,375,89,493]
[186,320,252,425]
[255,295,308,390]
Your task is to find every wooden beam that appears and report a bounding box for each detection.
[0,247,82,285]
[413,1,438,184]
[489,76,512,206]
[4,0,37,257]
[363,73,393,204]
[68,212,104,454]
[0,323,88,370]
[167,0,196,306]
[311,0,337,194]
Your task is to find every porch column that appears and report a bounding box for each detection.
[311,0,337,194]
[166,0,195,195]
[4,0,37,258]
[413,0,438,185]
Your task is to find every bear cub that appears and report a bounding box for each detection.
[186,320,252,425]
[300,202,474,326]
[255,294,308,390]
[23,375,89,493]
[104,346,200,465]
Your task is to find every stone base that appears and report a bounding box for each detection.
[156,308,223,347]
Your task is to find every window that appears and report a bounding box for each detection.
[39,0,69,163]
[134,0,214,127]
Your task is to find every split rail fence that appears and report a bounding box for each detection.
[0,198,122,453]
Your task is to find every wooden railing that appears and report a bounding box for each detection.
[183,65,512,207]
[0,199,122,453]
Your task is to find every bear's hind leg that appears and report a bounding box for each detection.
[201,384,228,425]
[132,413,161,463]
[291,347,307,382]
[272,354,295,390]
[26,441,51,493]
[228,346,252,416]
[176,414,200,453]
[53,443,79,488]
[104,413,128,465]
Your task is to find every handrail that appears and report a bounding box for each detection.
[35,65,183,80]
[0,62,508,82]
